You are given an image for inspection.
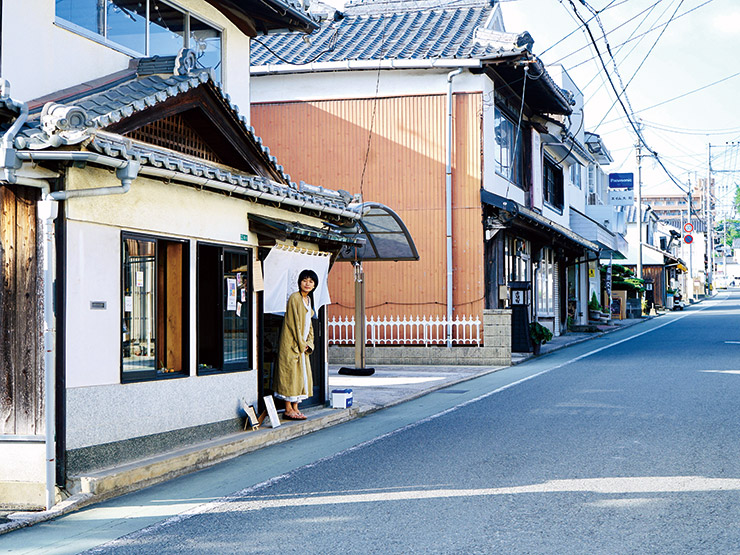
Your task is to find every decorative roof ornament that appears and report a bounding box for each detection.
[175,49,198,76]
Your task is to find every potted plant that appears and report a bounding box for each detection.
[588,292,602,321]
[529,321,553,355]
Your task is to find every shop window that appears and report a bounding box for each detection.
[55,0,222,82]
[122,234,189,382]
[494,106,525,189]
[197,244,251,374]
[544,155,564,210]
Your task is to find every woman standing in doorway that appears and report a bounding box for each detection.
[274,269,318,420]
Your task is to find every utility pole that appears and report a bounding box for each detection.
[706,143,713,296]
[636,140,643,284]
[688,177,694,300]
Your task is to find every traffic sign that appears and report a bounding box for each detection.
[684,234,694,244]
[684,222,694,233]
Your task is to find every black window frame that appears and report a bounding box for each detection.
[543,154,564,211]
[121,231,190,384]
[196,242,253,376]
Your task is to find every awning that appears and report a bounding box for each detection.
[570,209,628,260]
[248,214,362,248]
[336,202,420,262]
[481,190,599,254]
[248,202,419,262]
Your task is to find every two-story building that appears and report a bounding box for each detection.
[250,0,605,358]
[1,0,415,510]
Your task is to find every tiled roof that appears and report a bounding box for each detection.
[3,51,358,218]
[14,53,289,180]
[251,0,528,66]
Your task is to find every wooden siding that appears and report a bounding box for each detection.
[0,185,42,435]
[251,94,484,324]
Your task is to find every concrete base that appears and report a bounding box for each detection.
[0,482,45,511]
[330,309,512,366]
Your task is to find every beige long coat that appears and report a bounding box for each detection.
[274,291,314,401]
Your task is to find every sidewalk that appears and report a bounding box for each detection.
[0,315,651,535]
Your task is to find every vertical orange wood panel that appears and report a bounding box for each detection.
[251,94,483,326]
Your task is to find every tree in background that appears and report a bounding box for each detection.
[714,219,740,247]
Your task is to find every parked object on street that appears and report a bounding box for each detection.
[331,389,354,409]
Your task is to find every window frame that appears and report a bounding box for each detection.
[543,154,564,211]
[196,242,253,376]
[494,104,525,189]
[120,231,190,384]
[569,162,582,190]
[54,0,224,81]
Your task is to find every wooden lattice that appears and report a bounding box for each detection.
[126,114,223,163]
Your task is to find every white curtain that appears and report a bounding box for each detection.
[263,247,331,315]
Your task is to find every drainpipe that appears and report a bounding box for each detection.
[446,68,462,348]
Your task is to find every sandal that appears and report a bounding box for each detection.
[283,412,306,421]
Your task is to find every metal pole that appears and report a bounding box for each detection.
[353,262,365,369]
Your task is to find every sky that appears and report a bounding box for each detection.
[498,0,740,214]
[319,0,740,216]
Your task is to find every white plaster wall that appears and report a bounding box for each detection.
[61,168,330,446]
[0,443,45,482]
[251,68,484,103]
[66,221,121,388]
[66,371,253,449]
[2,0,250,112]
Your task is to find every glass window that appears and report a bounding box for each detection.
[149,0,185,56]
[122,234,189,382]
[536,247,555,316]
[197,244,251,374]
[544,155,564,210]
[56,0,223,81]
[191,15,223,82]
[107,0,146,54]
[569,163,582,189]
[494,106,524,189]
[56,0,104,35]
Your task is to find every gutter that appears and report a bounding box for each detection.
[445,68,463,348]
[251,58,482,76]
[137,166,361,220]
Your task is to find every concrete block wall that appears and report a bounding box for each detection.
[329,309,511,366]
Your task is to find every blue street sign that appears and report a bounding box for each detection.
[609,172,634,189]
[684,234,694,244]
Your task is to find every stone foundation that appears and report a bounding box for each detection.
[329,309,511,366]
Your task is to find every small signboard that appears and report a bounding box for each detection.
[684,222,694,233]
[609,173,634,189]
[684,234,694,244]
[512,290,526,305]
[609,188,634,206]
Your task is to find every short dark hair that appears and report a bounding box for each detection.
[298,269,319,291]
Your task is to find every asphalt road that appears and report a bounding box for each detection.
[5,292,740,554]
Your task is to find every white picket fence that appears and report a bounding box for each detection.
[328,315,482,346]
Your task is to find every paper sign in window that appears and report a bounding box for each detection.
[227,278,237,311]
